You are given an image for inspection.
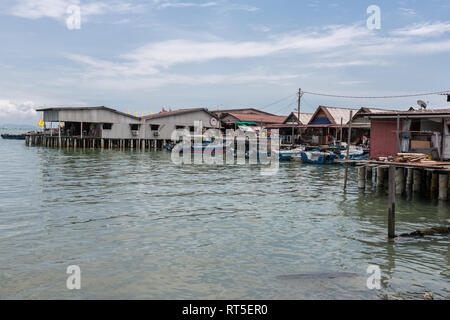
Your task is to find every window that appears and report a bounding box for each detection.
[189,126,195,133]
[176,125,185,130]
[151,124,160,131]
[103,123,112,130]
[130,124,140,130]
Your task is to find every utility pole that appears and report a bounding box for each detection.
[297,88,303,141]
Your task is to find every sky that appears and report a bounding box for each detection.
[0,0,450,124]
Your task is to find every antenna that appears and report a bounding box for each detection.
[417,100,427,110]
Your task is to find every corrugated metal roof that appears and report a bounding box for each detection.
[35,106,141,120]
[324,106,358,124]
[211,108,276,116]
[367,108,450,117]
[292,112,313,124]
[142,108,217,120]
[223,112,286,124]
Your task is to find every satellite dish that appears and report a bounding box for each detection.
[417,100,427,109]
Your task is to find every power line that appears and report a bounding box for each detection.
[259,93,297,110]
[272,98,298,115]
[302,90,450,99]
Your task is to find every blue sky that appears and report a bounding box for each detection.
[1,0,450,124]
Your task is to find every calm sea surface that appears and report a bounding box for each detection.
[0,130,448,299]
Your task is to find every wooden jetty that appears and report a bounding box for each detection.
[340,158,450,200]
[339,158,450,239]
[25,133,168,151]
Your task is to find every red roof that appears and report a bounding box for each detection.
[223,112,287,124]
[141,108,217,119]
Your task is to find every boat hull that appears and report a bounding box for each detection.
[1,134,26,140]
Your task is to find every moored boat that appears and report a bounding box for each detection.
[1,134,26,140]
[300,146,368,164]
[274,146,305,161]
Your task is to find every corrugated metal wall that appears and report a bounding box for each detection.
[370,119,398,159]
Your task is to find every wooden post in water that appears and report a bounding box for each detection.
[448,173,450,198]
[406,168,413,190]
[412,169,421,193]
[343,110,353,191]
[58,122,61,148]
[377,166,384,190]
[431,171,439,199]
[395,167,404,195]
[438,173,448,201]
[366,166,373,185]
[357,166,366,190]
[388,165,396,239]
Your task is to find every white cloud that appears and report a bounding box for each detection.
[306,60,384,68]
[108,25,371,70]
[0,100,37,118]
[398,8,417,17]
[158,2,218,9]
[391,22,450,37]
[10,0,142,21]
[61,21,450,90]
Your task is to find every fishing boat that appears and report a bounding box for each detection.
[1,134,26,140]
[273,146,305,161]
[300,146,367,164]
[301,150,341,164]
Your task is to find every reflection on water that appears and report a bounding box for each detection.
[0,136,448,299]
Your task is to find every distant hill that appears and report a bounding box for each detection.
[0,123,38,130]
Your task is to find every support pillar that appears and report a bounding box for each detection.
[358,166,366,190]
[431,172,438,199]
[413,169,421,193]
[438,173,448,201]
[395,168,404,195]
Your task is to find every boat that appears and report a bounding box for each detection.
[300,146,368,164]
[301,150,341,164]
[1,134,26,140]
[273,146,305,161]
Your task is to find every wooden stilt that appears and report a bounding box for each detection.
[438,173,448,201]
[395,167,404,195]
[406,168,413,190]
[366,166,373,185]
[413,169,421,193]
[377,166,384,189]
[388,165,396,239]
[358,166,366,189]
[431,171,438,199]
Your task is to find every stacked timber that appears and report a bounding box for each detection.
[394,153,429,163]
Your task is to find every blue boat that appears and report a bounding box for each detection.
[274,146,305,161]
[301,150,341,164]
[1,134,26,140]
[301,147,368,164]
